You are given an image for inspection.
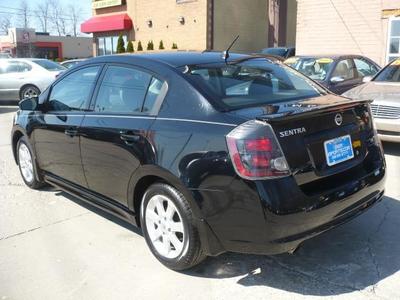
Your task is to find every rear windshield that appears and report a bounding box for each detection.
[185,59,326,109]
[33,59,65,71]
[285,57,334,81]
[374,60,400,82]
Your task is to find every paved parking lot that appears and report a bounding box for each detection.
[0,105,399,300]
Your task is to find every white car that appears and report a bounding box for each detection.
[344,59,400,143]
[0,58,66,101]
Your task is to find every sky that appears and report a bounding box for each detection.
[0,0,92,35]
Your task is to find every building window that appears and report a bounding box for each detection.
[97,35,127,56]
[387,17,400,63]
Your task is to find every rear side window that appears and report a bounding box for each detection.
[95,65,165,114]
[48,66,100,111]
[33,59,65,71]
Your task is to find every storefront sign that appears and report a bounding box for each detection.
[92,0,122,9]
[382,9,400,18]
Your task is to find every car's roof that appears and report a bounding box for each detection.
[61,59,86,63]
[262,47,295,50]
[88,51,253,68]
[291,54,366,59]
[2,58,50,64]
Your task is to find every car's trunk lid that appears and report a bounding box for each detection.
[228,94,375,187]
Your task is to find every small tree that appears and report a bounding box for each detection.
[137,41,143,51]
[116,34,125,53]
[147,40,154,50]
[126,40,134,53]
[159,40,165,50]
[172,42,178,49]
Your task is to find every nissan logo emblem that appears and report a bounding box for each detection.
[335,113,343,126]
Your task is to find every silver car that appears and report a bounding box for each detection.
[0,58,66,101]
[344,60,400,143]
[60,58,86,69]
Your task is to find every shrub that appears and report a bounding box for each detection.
[159,40,165,50]
[116,33,125,53]
[172,42,178,49]
[126,41,134,53]
[147,40,154,50]
[137,41,143,51]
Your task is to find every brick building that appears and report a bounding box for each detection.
[296,0,400,65]
[81,0,297,56]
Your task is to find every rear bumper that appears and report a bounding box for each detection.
[195,163,386,256]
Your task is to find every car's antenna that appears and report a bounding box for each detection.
[222,35,239,62]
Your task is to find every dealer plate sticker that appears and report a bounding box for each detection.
[324,135,354,166]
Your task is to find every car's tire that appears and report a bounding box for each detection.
[20,85,40,100]
[17,136,45,189]
[140,183,206,270]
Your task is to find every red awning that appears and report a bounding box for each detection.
[81,13,133,33]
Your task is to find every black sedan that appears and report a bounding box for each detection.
[285,55,381,94]
[12,52,386,270]
[260,47,296,59]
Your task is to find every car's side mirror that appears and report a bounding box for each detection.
[331,76,345,84]
[363,76,373,83]
[19,97,39,111]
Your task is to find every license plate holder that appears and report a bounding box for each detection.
[324,135,354,166]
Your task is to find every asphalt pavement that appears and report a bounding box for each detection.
[0,105,399,300]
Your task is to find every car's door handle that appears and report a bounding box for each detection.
[119,131,140,142]
[64,128,78,137]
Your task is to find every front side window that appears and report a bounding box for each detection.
[387,17,400,63]
[354,58,379,77]
[48,66,100,111]
[332,59,355,80]
[185,59,326,109]
[95,65,161,114]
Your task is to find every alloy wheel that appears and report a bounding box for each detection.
[18,143,34,183]
[145,194,185,259]
[23,87,38,99]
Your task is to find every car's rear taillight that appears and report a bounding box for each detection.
[226,120,290,180]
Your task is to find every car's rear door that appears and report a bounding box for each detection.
[80,64,167,205]
[329,59,359,94]
[33,65,102,187]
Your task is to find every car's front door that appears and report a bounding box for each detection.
[329,59,359,94]
[33,65,102,186]
[80,64,167,205]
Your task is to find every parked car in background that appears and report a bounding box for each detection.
[285,55,381,94]
[0,53,12,59]
[12,52,385,270]
[60,59,86,69]
[0,59,66,102]
[343,59,400,143]
[260,47,295,59]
